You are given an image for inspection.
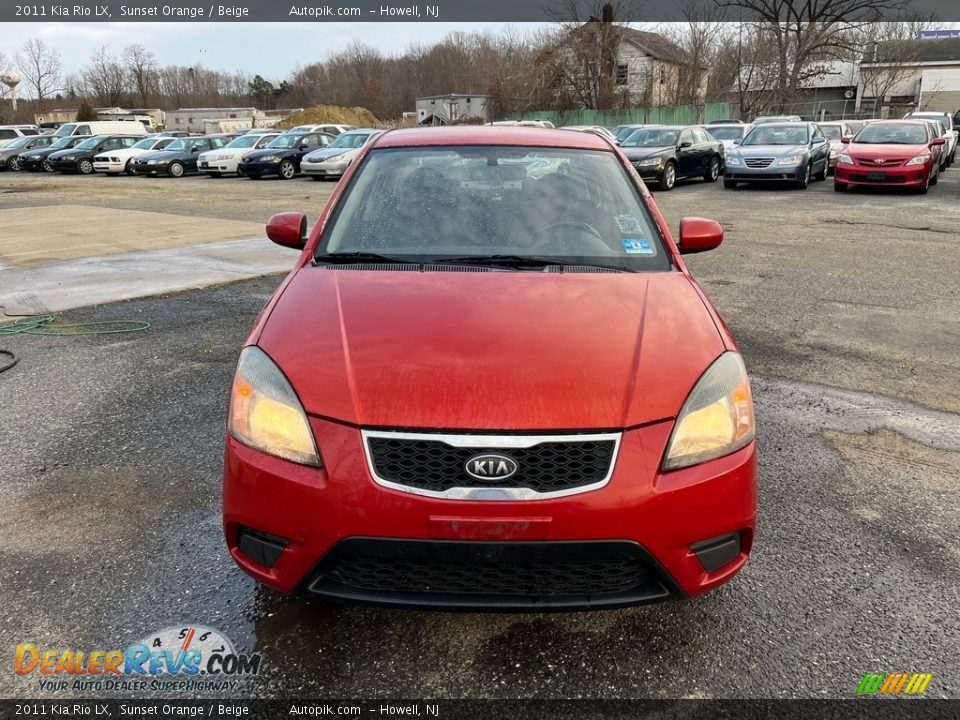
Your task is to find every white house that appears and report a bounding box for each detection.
[415,94,490,125]
[859,37,960,115]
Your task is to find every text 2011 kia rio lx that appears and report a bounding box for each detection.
[224,126,756,611]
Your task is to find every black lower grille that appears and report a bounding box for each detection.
[307,539,673,610]
[367,436,615,494]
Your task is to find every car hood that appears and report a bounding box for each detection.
[845,142,931,159]
[199,147,248,160]
[242,148,294,160]
[304,147,354,162]
[621,146,673,162]
[732,144,808,158]
[256,268,725,430]
[136,150,190,162]
[99,147,155,159]
[49,148,92,159]
[0,146,27,158]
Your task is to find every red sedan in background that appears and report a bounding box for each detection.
[223,126,756,610]
[834,120,945,193]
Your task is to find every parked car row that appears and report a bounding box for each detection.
[2,126,383,181]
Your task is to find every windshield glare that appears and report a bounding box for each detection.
[743,126,808,145]
[51,137,74,149]
[622,129,678,147]
[226,134,266,148]
[321,146,670,271]
[133,137,163,149]
[6,136,35,148]
[75,137,103,149]
[54,124,77,137]
[330,133,370,149]
[163,139,187,151]
[854,124,928,144]
[706,126,743,141]
[267,134,302,149]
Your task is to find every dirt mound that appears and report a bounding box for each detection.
[275,105,379,129]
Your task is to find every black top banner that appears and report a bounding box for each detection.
[4,0,960,22]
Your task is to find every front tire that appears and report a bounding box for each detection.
[6,156,19,171]
[796,163,811,189]
[78,159,94,175]
[815,160,827,181]
[125,159,135,176]
[168,161,185,178]
[657,161,676,191]
[278,160,296,179]
[703,156,720,182]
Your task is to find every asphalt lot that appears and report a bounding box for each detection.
[1,168,958,700]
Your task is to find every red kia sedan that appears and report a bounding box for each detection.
[223,127,756,610]
[834,119,945,193]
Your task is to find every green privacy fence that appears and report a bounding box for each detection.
[502,102,732,127]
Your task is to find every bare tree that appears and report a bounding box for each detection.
[14,38,62,101]
[122,44,158,107]
[716,0,909,110]
[86,46,128,106]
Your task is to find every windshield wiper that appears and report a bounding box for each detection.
[313,251,418,265]
[432,255,632,272]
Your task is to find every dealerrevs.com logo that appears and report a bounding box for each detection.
[14,625,262,693]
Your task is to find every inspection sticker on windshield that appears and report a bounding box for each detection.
[615,215,644,235]
[621,238,654,255]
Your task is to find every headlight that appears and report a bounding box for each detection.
[662,352,755,471]
[837,154,853,165]
[228,346,321,467]
[905,155,930,166]
[778,155,806,165]
[636,157,663,167]
[62,155,75,161]
[829,149,838,158]
[258,155,279,163]
[725,156,741,166]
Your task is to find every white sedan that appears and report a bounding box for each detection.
[93,135,179,175]
[300,129,382,180]
[198,132,280,176]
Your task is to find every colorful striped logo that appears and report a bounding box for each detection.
[858,672,933,695]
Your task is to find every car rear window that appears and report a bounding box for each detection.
[321,145,671,272]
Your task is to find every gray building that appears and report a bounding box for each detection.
[165,107,260,132]
[416,94,490,125]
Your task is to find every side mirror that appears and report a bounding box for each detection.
[679,141,693,149]
[191,146,199,153]
[299,143,310,150]
[678,217,723,255]
[840,136,852,144]
[732,138,740,145]
[812,136,826,144]
[931,137,946,146]
[266,212,308,250]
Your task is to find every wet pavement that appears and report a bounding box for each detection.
[1,174,958,700]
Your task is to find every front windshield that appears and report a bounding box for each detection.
[50,137,75,149]
[266,134,302,149]
[6,136,36,148]
[854,123,928,145]
[329,133,371,149]
[320,146,671,272]
[820,126,843,141]
[706,126,743,141]
[621,128,678,147]
[54,124,77,137]
[614,126,639,141]
[226,134,267,148]
[75,137,103,150]
[163,139,187,151]
[132,137,164,149]
[743,125,808,145]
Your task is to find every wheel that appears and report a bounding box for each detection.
[78,159,94,175]
[6,156,19,171]
[723,179,737,189]
[796,163,811,189]
[124,159,135,176]
[815,159,827,181]
[42,159,55,173]
[930,166,939,186]
[916,171,931,194]
[703,156,720,182]
[168,161,185,178]
[657,161,676,191]
[833,181,847,192]
[278,160,296,179]
[208,171,221,178]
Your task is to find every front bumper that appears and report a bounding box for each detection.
[92,160,124,173]
[129,162,170,176]
[200,158,240,174]
[724,163,805,182]
[18,156,46,171]
[302,160,350,177]
[238,161,281,176]
[834,164,930,187]
[51,159,81,172]
[223,417,757,610]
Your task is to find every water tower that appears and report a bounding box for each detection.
[2,71,22,111]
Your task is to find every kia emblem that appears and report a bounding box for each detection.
[464,453,518,481]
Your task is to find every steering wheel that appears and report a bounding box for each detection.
[527,220,611,254]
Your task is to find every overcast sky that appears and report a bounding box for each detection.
[0,22,550,84]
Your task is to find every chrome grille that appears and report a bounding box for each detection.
[745,158,774,168]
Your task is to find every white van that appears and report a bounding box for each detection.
[0,125,41,148]
[53,121,148,138]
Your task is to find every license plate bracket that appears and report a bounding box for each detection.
[867,171,886,180]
